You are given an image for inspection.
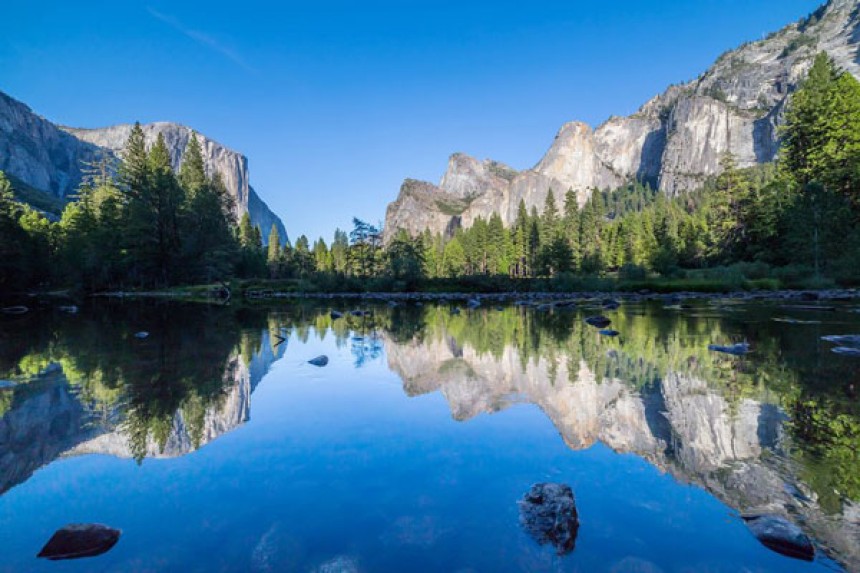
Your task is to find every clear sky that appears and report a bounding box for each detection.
[2,0,823,242]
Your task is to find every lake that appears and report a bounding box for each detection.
[0,297,858,572]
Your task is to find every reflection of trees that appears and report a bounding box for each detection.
[0,302,273,463]
[395,303,859,507]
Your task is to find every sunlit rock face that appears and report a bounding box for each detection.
[384,0,860,240]
[383,328,859,569]
[0,91,285,243]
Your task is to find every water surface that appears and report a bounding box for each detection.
[0,299,858,572]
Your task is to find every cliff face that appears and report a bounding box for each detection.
[383,0,860,240]
[0,92,286,243]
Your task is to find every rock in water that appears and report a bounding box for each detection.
[585,315,612,328]
[602,299,620,310]
[708,342,750,356]
[134,331,149,339]
[330,311,344,320]
[743,515,814,561]
[518,483,579,555]
[37,523,121,560]
[308,355,329,367]
[599,329,620,337]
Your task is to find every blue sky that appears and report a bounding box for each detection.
[2,0,822,242]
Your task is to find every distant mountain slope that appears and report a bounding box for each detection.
[383,0,860,241]
[0,91,286,244]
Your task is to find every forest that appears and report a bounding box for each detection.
[1,53,859,294]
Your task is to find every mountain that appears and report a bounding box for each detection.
[383,0,860,241]
[0,90,287,244]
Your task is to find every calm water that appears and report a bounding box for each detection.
[0,298,858,572]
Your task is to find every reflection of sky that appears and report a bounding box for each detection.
[0,326,839,573]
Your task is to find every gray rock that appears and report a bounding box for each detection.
[308,355,329,367]
[37,523,121,560]
[743,514,815,561]
[518,483,579,555]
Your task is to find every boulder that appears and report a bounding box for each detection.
[742,515,814,561]
[37,523,121,560]
[518,483,579,555]
[308,355,329,367]
[585,315,612,328]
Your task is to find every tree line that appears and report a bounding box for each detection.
[1,52,858,293]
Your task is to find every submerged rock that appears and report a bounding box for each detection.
[308,355,329,367]
[37,523,121,560]
[743,515,814,561]
[584,315,612,328]
[708,342,750,356]
[518,483,579,555]
[133,331,149,339]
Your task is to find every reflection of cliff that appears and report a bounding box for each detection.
[0,368,101,495]
[66,354,252,459]
[385,334,860,570]
[0,330,284,493]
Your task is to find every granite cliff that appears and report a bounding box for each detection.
[384,0,860,241]
[0,91,286,243]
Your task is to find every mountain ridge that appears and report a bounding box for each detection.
[383,0,860,241]
[0,91,287,244]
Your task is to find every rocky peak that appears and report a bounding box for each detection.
[383,0,860,239]
[0,90,286,243]
[439,152,519,199]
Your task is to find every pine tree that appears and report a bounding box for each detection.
[179,132,207,197]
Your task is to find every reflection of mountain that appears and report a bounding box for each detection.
[385,333,860,570]
[0,330,284,494]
